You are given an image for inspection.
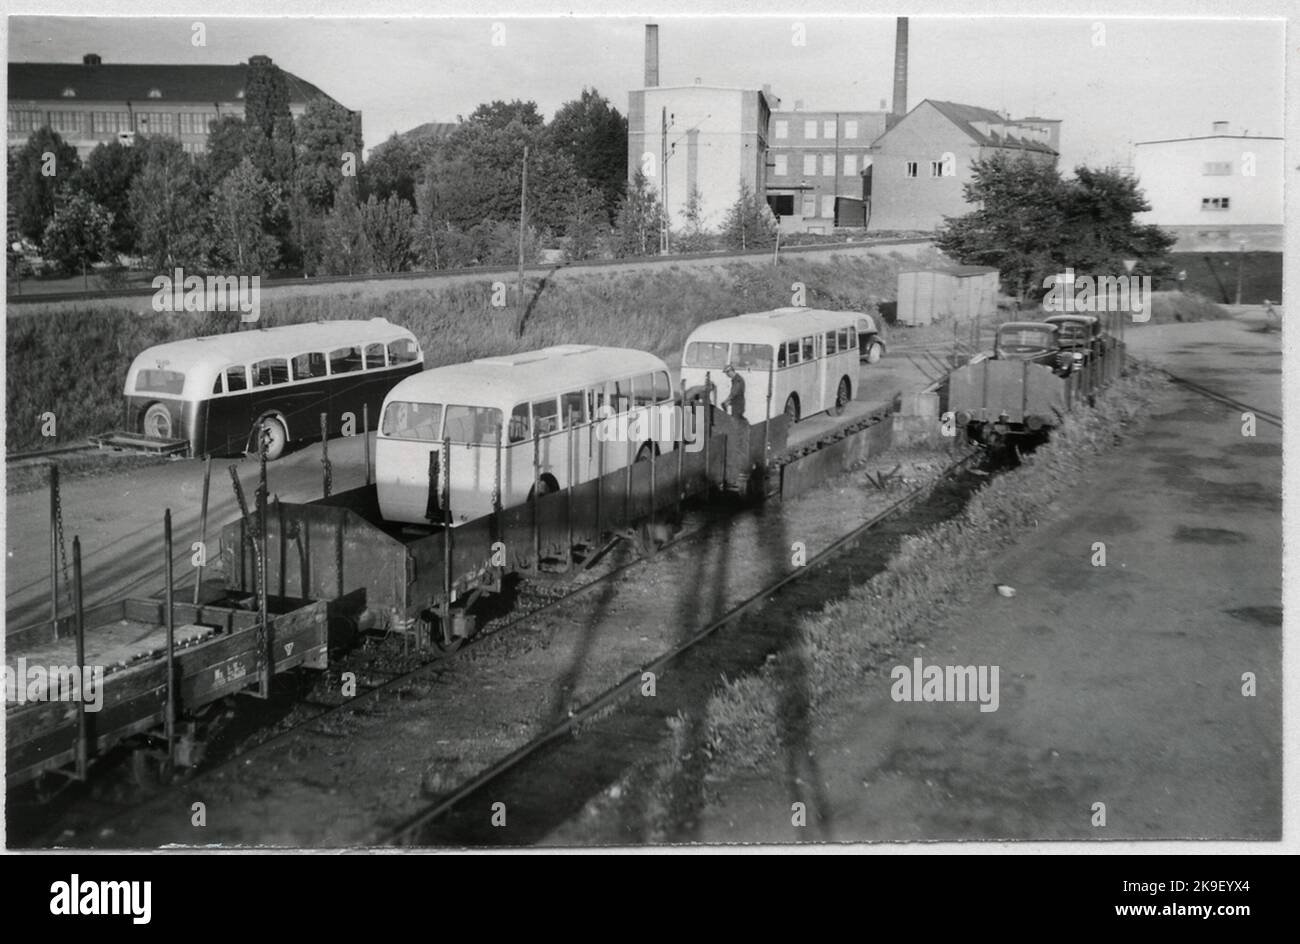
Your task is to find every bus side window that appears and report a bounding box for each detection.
[225,365,248,393]
[632,374,656,408]
[777,344,787,368]
[364,343,386,369]
[330,346,363,374]
[837,328,850,351]
[291,352,325,380]
[508,403,530,443]
[388,338,419,364]
[560,390,586,425]
[802,336,815,362]
[612,378,632,413]
[824,331,837,355]
[253,358,288,387]
[785,341,801,366]
[212,374,224,395]
[533,397,560,434]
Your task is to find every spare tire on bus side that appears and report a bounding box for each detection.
[142,402,173,440]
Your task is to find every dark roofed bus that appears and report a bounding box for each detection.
[123,319,424,460]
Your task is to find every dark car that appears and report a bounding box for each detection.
[994,322,1062,371]
[1043,314,1104,374]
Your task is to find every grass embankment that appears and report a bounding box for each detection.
[580,364,1163,838]
[6,252,915,454]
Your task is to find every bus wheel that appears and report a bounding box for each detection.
[528,474,560,500]
[833,377,851,416]
[634,442,658,463]
[255,416,287,461]
[783,395,800,423]
[143,403,172,440]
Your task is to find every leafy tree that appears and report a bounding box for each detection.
[295,98,363,210]
[548,88,628,217]
[8,127,81,242]
[209,158,283,274]
[363,133,420,205]
[561,182,609,261]
[73,140,145,253]
[462,100,545,131]
[128,139,209,270]
[359,193,416,272]
[934,152,1174,300]
[202,115,248,188]
[413,174,473,269]
[41,191,114,283]
[610,171,666,257]
[319,177,371,275]
[675,186,713,252]
[242,58,296,192]
[466,219,540,266]
[720,180,777,250]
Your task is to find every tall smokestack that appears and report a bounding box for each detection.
[892,17,909,118]
[645,24,660,88]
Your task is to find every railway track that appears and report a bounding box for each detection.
[379,449,979,846]
[1156,368,1282,428]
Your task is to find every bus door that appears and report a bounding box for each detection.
[559,389,590,485]
[325,345,366,436]
[821,330,841,410]
[212,364,252,455]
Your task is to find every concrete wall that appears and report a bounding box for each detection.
[1133,135,1283,231]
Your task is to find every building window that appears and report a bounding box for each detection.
[844,120,858,139]
[8,108,41,132]
[803,154,817,176]
[92,111,132,133]
[148,88,162,99]
[930,160,945,177]
[1203,161,1232,175]
[774,120,788,139]
[821,195,835,218]
[823,119,836,139]
[137,112,176,135]
[804,120,818,140]
[182,142,205,155]
[49,111,83,133]
[1201,197,1231,211]
[821,154,834,176]
[844,154,857,175]
[801,196,817,218]
[61,87,76,98]
[773,154,788,176]
[906,161,918,178]
[179,112,215,135]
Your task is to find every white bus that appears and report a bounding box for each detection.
[680,308,862,424]
[375,345,678,526]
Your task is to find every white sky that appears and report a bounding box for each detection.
[4,12,1287,175]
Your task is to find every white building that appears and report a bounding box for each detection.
[1132,122,1283,251]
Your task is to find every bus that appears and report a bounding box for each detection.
[375,345,676,526]
[679,308,862,424]
[122,319,423,460]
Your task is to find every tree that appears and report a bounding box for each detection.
[8,127,81,242]
[359,193,415,272]
[209,158,283,274]
[675,186,713,253]
[41,191,113,284]
[720,180,777,250]
[241,58,296,195]
[363,133,420,205]
[561,182,610,261]
[129,139,209,270]
[319,177,371,275]
[202,115,248,187]
[934,152,1174,300]
[548,88,628,218]
[295,98,363,210]
[73,140,145,254]
[462,100,545,131]
[610,171,666,257]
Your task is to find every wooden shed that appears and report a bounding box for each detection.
[896,265,1001,326]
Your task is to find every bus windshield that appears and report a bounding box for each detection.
[684,341,729,369]
[443,405,503,445]
[382,401,443,441]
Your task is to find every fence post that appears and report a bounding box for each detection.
[72,536,88,780]
[320,412,331,498]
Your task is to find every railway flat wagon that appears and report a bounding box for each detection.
[6,592,332,788]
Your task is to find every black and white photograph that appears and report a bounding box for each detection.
[1,1,1290,860]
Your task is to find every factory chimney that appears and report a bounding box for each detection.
[892,17,909,119]
[645,24,660,88]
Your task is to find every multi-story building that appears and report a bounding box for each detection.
[765,106,889,232]
[8,53,357,158]
[1132,122,1283,251]
[865,100,1059,232]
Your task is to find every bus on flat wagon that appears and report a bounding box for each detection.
[679,308,862,424]
[375,345,677,526]
[123,319,423,460]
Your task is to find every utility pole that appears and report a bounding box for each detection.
[517,144,528,336]
[660,107,669,254]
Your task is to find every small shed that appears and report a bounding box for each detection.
[896,265,1001,326]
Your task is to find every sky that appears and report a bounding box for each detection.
[6,14,1285,172]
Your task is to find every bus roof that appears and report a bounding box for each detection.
[129,319,417,377]
[384,345,669,411]
[685,308,865,346]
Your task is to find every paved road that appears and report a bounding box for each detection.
[690,317,1282,842]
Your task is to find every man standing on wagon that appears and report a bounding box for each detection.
[722,364,746,423]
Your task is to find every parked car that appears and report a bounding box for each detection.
[994,321,1064,373]
[856,314,887,364]
[1043,314,1104,375]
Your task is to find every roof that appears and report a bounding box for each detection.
[875,100,1058,155]
[385,346,670,411]
[1135,134,1282,146]
[8,60,343,108]
[902,264,1000,277]
[129,319,415,382]
[686,308,866,346]
[999,321,1058,332]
